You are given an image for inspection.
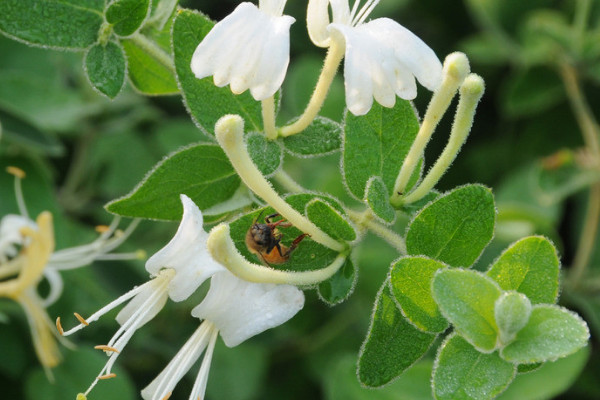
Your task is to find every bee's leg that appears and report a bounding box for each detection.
[265,213,281,223]
[283,233,310,256]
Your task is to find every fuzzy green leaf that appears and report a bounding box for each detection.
[433,269,502,352]
[172,9,262,135]
[406,184,495,267]
[84,41,126,99]
[500,305,590,364]
[283,116,341,157]
[106,144,240,220]
[306,199,356,242]
[487,236,559,304]
[366,176,396,223]
[342,101,419,199]
[106,0,150,37]
[495,291,532,345]
[0,0,103,50]
[389,256,448,333]
[358,281,436,387]
[318,258,357,306]
[433,333,516,400]
[246,132,282,177]
[228,196,341,273]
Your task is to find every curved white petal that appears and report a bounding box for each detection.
[192,270,304,347]
[307,0,332,47]
[0,214,36,262]
[259,0,287,16]
[145,195,224,302]
[330,18,441,115]
[191,2,294,101]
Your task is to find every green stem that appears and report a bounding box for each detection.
[574,0,592,55]
[346,209,407,254]
[129,33,175,74]
[262,96,277,140]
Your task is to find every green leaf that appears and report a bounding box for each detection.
[106,143,240,220]
[487,236,560,304]
[433,333,516,400]
[318,257,357,306]
[495,291,532,345]
[406,184,496,268]
[497,347,589,400]
[325,354,433,400]
[246,132,282,177]
[500,305,590,364]
[306,199,356,242]
[121,38,178,95]
[501,67,564,117]
[147,0,179,29]
[0,107,63,155]
[105,0,150,37]
[460,33,510,65]
[283,116,342,157]
[24,346,136,400]
[342,100,419,199]
[358,281,436,387]
[84,41,127,99]
[173,9,263,135]
[0,0,103,50]
[366,176,396,223]
[228,196,341,273]
[389,256,448,333]
[432,268,502,352]
[516,363,543,374]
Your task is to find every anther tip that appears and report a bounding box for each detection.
[76,394,87,400]
[56,317,64,336]
[6,166,26,179]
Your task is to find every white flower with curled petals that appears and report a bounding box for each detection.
[141,270,304,400]
[191,0,295,100]
[307,0,443,115]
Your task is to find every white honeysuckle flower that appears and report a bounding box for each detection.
[191,1,295,100]
[145,194,225,302]
[141,270,304,400]
[307,0,443,115]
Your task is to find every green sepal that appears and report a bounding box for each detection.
[317,257,357,306]
[0,0,103,50]
[342,100,419,200]
[389,256,448,333]
[432,268,502,353]
[357,280,436,387]
[105,0,151,37]
[500,304,590,364]
[282,116,342,157]
[84,41,127,99]
[105,143,240,220]
[365,176,396,224]
[487,236,560,304]
[406,184,495,268]
[433,333,516,400]
[172,9,263,136]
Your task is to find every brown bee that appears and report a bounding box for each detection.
[245,212,308,265]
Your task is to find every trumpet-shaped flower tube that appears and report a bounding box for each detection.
[307,0,443,115]
[191,1,295,100]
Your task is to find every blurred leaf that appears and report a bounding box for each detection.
[106,0,150,37]
[517,362,543,374]
[306,199,356,242]
[501,67,564,117]
[460,33,511,64]
[84,41,127,99]
[147,0,178,29]
[498,347,589,400]
[325,354,433,400]
[0,107,63,155]
[342,101,419,199]
[24,346,136,400]
[172,9,263,135]
[366,176,396,224]
[406,185,496,268]
[246,132,282,177]
[318,258,357,306]
[357,281,436,387]
[0,323,28,379]
[432,333,516,400]
[389,256,448,333]
[487,236,560,304]
[500,305,590,364]
[106,143,240,220]
[433,269,501,352]
[0,0,103,49]
[283,116,342,157]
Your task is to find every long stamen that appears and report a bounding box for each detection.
[351,0,379,27]
[6,166,29,219]
[189,325,219,400]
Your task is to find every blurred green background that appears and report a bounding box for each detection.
[1,0,599,399]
